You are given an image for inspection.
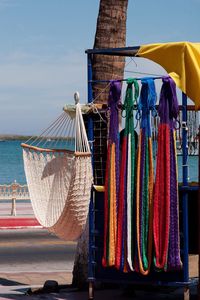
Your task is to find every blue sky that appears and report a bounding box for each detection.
[0,0,199,135]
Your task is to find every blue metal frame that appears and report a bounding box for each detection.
[87,53,95,283]
[86,46,198,293]
[87,54,93,105]
[182,92,189,282]
[85,46,139,56]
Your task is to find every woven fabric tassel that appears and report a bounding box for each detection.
[102,81,121,267]
[153,76,182,271]
[135,78,156,275]
[115,79,139,272]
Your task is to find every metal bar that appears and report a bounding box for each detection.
[182,93,189,187]
[182,92,189,283]
[88,190,95,280]
[87,53,94,165]
[87,53,95,295]
[89,75,164,83]
[88,54,93,104]
[85,46,140,56]
[179,185,199,192]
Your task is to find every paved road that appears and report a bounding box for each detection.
[0,229,198,299]
[0,228,77,273]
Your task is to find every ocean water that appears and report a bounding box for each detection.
[0,140,26,184]
[0,140,198,185]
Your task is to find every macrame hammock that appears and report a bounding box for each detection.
[135,78,156,275]
[153,77,182,271]
[115,79,139,272]
[21,98,93,241]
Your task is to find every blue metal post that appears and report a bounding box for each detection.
[87,53,95,287]
[182,92,189,283]
[87,53,94,165]
[88,54,93,104]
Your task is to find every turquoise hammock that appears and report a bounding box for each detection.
[115,78,139,272]
[135,78,156,275]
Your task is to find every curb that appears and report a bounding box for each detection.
[0,218,42,229]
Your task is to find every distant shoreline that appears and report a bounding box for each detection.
[0,135,34,141]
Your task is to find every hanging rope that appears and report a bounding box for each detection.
[153,76,182,271]
[102,81,121,267]
[135,78,156,275]
[115,78,139,272]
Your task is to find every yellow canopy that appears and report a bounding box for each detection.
[137,42,200,110]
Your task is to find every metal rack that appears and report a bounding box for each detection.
[86,46,199,300]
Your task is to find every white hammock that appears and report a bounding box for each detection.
[21,100,93,241]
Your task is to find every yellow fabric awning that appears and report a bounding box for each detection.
[137,42,200,110]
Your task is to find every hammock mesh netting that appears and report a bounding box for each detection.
[21,102,93,241]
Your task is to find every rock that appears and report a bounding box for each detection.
[42,280,59,293]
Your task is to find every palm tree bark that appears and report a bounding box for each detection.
[72,0,128,288]
[92,0,128,103]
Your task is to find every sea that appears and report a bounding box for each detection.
[0,139,198,185]
[0,140,27,184]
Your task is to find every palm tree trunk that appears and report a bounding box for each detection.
[92,0,128,103]
[72,0,128,288]
[72,219,89,289]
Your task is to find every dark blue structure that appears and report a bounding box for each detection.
[85,47,199,300]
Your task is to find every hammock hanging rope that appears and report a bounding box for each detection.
[115,78,139,272]
[21,98,93,241]
[102,81,121,267]
[153,77,182,270]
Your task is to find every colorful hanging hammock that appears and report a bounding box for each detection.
[153,76,182,271]
[115,78,139,272]
[102,81,121,267]
[135,78,156,275]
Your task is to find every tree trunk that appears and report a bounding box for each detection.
[92,0,128,103]
[72,218,89,289]
[72,0,128,288]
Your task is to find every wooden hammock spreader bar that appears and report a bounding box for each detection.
[75,152,91,157]
[21,143,91,157]
[63,103,107,114]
